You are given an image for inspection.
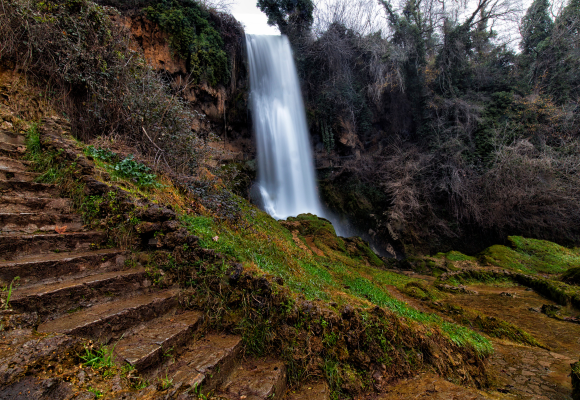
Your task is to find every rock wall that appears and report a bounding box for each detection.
[112,10,251,153]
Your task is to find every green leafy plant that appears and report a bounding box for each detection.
[110,155,161,188]
[87,387,104,398]
[85,145,118,163]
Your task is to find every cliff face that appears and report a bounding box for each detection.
[113,10,251,156]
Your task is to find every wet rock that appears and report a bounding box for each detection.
[541,304,561,317]
[135,221,162,234]
[83,176,110,195]
[0,376,73,399]
[228,263,244,285]
[161,228,199,249]
[111,375,122,392]
[342,304,355,320]
[77,370,86,383]
[161,220,180,232]
[436,284,478,295]
[138,204,176,222]
[0,333,78,386]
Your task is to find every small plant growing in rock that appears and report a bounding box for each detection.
[80,343,116,371]
[1,277,20,310]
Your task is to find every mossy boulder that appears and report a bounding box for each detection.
[562,267,580,286]
[479,236,580,275]
[279,214,384,267]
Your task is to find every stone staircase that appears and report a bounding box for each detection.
[0,120,320,400]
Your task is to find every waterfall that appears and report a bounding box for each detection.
[246,34,323,220]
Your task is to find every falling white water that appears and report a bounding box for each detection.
[246,34,323,220]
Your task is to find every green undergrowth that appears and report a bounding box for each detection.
[573,361,580,400]
[144,0,229,86]
[442,269,580,311]
[22,118,493,395]
[562,267,580,286]
[85,145,162,189]
[178,206,492,356]
[480,236,580,275]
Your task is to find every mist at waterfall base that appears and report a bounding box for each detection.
[246,34,388,255]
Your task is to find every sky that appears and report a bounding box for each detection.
[231,0,280,35]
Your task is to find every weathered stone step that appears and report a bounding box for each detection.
[0,212,83,234]
[0,131,25,146]
[164,334,243,394]
[0,248,126,284]
[0,170,39,182]
[11,268,149,318]
[217,358,287,400]
[0,180,59,197]
[0,196,72,213]
[0,156,30,171]
[0,231,107,260]
[0,141,26,159]
[0,157,38,182]
[286,381,330,400]
[37,289,179,342]
[114,310,203,372]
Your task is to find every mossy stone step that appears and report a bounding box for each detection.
[11,268,149,319]
[0,231,107,260]
[0,131,25,146]
[0,141,26,159]
[164,334,243,394]
[0,248,126,284]
[0,156,30,171]
[0,180,60,197]
[0,212,83,234]
[217,358,287,400]
[285,381,330,400]
[114,310,204,372]
[37,289,179,342]
[0,196,72,213]
[0,170,39,182]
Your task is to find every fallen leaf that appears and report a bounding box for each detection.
[55,225,67,234]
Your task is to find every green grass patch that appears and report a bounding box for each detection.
[480,236,580,275]
[177,202,493,355]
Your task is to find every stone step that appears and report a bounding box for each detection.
[0,180,59,198]
[0,141,26,159]
[114,310,204,372]
[0,196,72,213]
[0,131,25,146]
[0,156,30,172]
[164,334,243,394]
[37,289,179,342]
[11,268,149,318]
[0,231,107,261]
[0,212,83,234]
[217,359,287,400]
[0,248,126,284]
[285,381,330,400]
[0,170,39,182]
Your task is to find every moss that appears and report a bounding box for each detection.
[562,267,580,286]
[445,251,476,262]
[480,236,580,275]
[144,0,229,86]
[573,361,580,400]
